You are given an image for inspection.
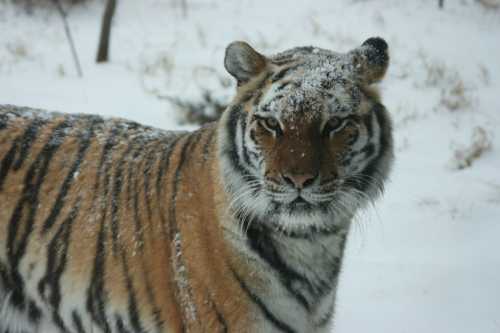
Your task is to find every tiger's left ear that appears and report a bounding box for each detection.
[349,37,389,85]
[224,41,268,85]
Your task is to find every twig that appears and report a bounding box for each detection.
[52,0,83,77]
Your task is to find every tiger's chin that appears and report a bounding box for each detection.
[249,197,353,237]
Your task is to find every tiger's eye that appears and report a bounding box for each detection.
[329,117,341,129]
[265,118,279,129]
[326,117,342,131]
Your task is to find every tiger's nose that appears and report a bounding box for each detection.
[281,172,316,189]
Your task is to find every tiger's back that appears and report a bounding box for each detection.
[0,105,250,332]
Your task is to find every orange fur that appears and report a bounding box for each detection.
[0,110,254,332]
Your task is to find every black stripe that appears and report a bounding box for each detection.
[0,111,8,131]
[93,126,119,192]
[373,103,392,149]
[0,261,11,290]
[224,106,255,180]
[246,225,313,311]
[202,129,216,162]
[155,135,183,230]
[6,119,71,309]
[38,202,80,332]
[276,81,293,91]
[361,143,375,158]
[111,141,135,256]
[86,125,119,333]
[142,148,158,222]
[86,217,111,333]
[169,131,202,232]
[42,116,101,232]
[72,311,86,333]
[28,300,42,324]
[363,112,373,138]
[142,266,164,333]
[170,134,203,200]
[207,295,228,333]
[155,135,183,205]
[271,64,301,83]
[211,294,228,333]
[271,57,295,66]
[350,103,391,193]
[253,91,263,106]
[0,118,46,190]
[230,267,296,333]
[239,118,253,169]
[116,315,131,333]
[119,248,144,333]
[12,119,46,171]
[129,146,146,252]
[149,135,187,332]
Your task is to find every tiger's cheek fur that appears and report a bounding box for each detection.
[250,126,275,176]
[321,129,356,180]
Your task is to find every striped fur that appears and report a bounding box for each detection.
[0,37,393,333]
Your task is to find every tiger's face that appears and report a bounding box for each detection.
[220,38,393,235]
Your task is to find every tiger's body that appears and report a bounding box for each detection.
[0,38,393,333]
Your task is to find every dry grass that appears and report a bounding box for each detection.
[449,126,492,170]
[8,0,95,14]
[167,90,226,125]
[418,51,473,112]
[439,79,471,111]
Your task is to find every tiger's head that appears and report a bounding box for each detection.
[219,38,393,236]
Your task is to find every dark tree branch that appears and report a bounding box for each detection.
[52,0,83,77]
[439,0,444,8]
[96,0,117,63]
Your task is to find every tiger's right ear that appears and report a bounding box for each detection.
[224,41,268,85]
[348,37,389,85]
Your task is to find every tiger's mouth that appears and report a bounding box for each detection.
[269,194,320,215]
[288,196,313,211]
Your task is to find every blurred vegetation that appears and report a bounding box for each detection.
[167,90,227,125]
[7,0,98,13]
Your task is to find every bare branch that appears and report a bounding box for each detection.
[52,0,83,77]
[96,0,117,63]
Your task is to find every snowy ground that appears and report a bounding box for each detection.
[1,0,500,332]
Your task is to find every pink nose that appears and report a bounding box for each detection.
[282,172,316,189]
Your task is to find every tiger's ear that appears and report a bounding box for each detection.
[349,37,389,85]
[224,41,268,85]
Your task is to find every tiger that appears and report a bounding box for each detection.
[0,36,393,333]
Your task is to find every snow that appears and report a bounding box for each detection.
[1,0,500,332]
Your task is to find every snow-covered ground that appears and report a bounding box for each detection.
[1,0,499,332]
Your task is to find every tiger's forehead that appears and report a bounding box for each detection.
[270,46,356,82]
[256,47,361,121]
